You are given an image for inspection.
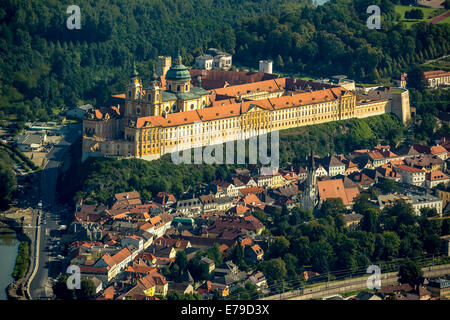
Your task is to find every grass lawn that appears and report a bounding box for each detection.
[394,5,445,28]
[395,5,441,20]
[390,88,406,93]
[356,82,394,88]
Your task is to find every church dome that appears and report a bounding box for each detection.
[165,55,191,82]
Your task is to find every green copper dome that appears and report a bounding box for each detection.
[165,55,191,82]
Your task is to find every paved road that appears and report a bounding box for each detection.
[28,123,81,300]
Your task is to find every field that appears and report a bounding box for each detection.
[394,5,446,28]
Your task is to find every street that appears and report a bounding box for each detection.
[28,123,81,300]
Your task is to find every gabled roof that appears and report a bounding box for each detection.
[250,244,264,256]
[269,88,340,110]
[213,78,285,99]
[111,248,132,265]
[319,155,345,168]
[115,191,140,201]
[395,164,424,173]
[97,286,115,300]
[317,179,359,205]
[426,170,449,181]
[243,194,263,206]
[239,186,265,196]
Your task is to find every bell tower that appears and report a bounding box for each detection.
[303,149,318,210]
[165,53,192,94]
[126,62,142,101]
[147,70,162,116]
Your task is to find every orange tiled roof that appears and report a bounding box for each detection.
[97,286,115,300]
[423,70,450,79]
[213,78,285,99]
[100,253,115,267]
[112,248,132,265]
[243,194,263,206]
[396,164,424,173]
[269,88,341,110]
[426,170,449,181]
[430,145,447,154]
[134,87,348,128]
[317,179,359,206]
[240,237,253,247]
[251,244,264,255]
[239,186,265,196]
[115,191,140,201]
[235,204,250,215]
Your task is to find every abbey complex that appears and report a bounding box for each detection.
[82,54,411,162]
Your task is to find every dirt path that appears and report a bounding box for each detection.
[428,10,450,23]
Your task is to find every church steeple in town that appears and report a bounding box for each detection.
[303,148,318,210]
[126,61,142,102]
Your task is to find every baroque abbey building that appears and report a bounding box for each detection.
[82,55,411,162]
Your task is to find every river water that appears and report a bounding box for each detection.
[0,227,19,300]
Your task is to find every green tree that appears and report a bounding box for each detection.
[175,250,188,272]
[0,160,17,209]
[420,207,438,218]
[382,231,400,260]
[188,257,210,282]
[275,55,284,70]
[398,259,423,287]
[53,275,75,300]
[266,236,290,259]
[379,179,400,194]
[261,258,287,284]
[407,67,428,91]
[76,279,97,300]
[206,243,223,266]
[291,235,311,265]
[361,208,379,233]
[317,198,346,219]
[309,240,334,273]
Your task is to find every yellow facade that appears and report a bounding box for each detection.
[438,189,450,208]
[144,286,155,297]
[82,63,392,162]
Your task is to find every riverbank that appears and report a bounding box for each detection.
[0,227,18,300]
[12,241,30,281]
[0,215,33,300]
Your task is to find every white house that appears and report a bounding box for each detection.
[395,164,426,187]
[66,104,93,119]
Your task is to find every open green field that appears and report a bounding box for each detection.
[394,5,445,28]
